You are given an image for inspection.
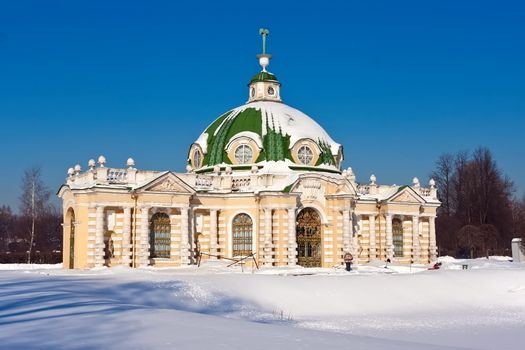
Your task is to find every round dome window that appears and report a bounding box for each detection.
[268,86,275,95]
[234,144,253,164]
[297,145,313,165]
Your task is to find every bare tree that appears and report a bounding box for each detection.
[431,153,455,216]
[19,167,51,263]
[431,148,516,257]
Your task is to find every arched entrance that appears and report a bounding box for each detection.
[149,212,171,259]
[66,208,75,269]
[296,208,322,267]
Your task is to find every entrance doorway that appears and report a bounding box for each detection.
[296,208,322,267]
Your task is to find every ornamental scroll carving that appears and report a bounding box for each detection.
[393,191,418,203]
[150,179,183,192]
[295,178,325,206]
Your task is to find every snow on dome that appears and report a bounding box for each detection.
[192,101,342,169]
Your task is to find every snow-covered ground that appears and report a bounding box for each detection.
[0,258,524,350]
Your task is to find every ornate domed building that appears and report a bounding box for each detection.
[58,30,440,269]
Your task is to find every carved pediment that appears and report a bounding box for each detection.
[149,178,187,192]
[389,188,424,204]
[138,172,195,194]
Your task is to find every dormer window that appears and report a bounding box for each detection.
[234,144,253,164]
[298,145,313,165]
[193,149,202,168]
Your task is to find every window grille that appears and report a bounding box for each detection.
[297,145,314,165]
[232,213,253,256]
[392,218,404,257]
[234,144,253,164]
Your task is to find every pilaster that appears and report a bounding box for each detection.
[429,216,437,261]
[264,208,273,266]
[386,214,394,260]
[122,206,132,266]
[287,208,297,266]
[412,215,421,262]
[94,206,105,268]
[137,206,150,267]
[369,214,377,260]
[180,206,190,265]
[209,209,218,259]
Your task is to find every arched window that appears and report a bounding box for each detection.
[232,213,253,256]
[150,212,171,259]
[234,144,253,164]
[392,218,403,257]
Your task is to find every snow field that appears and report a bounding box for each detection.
[0,258,524,349]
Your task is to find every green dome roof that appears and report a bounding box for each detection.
[250,71,279,84]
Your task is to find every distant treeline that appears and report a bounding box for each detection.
[431,147,525,258]
[0,167,62,264]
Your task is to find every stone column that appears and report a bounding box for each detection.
[180,206,190,265]
[94,206,105,268]
[287,208,297,266]
[209,209,218,259]
[369,215,377,260]
[342,210,351,254]
[264,208,273,266]
[137,206,150,267]
[386,214,394,259]
[429,216,437,261]
[122,206,132,266]
[412,215,421,262]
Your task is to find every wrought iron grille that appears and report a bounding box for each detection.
[149,213,171,259]
[232,213,253,256]
[393,218,404,257]
[296,208,322,267]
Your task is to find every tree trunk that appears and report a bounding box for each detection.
[27,181,35,264]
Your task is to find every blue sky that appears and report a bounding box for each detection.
[1,0,524,210]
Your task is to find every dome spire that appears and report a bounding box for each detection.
[247,28,281,103]
[257,28,271,72]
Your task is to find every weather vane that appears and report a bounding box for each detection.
[259,28,270,54]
